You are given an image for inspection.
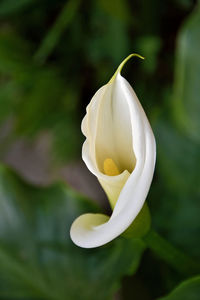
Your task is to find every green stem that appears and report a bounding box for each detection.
[144,229,200,276]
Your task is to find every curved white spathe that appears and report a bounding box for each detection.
[70,54,156,248]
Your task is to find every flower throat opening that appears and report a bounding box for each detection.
[103,158,120,176]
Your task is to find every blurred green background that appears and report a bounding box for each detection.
[0,0,200,299]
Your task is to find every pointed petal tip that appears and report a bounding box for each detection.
[109,53,145,83]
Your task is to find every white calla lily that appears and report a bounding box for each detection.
[70,54,156,248]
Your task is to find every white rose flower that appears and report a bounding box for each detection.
[70,54,156,248]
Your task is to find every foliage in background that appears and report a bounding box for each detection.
[0,0,199,299]
[158,276,200,300]
[0,165,144,299]
[152,2,200,259]
[0,0,195,163]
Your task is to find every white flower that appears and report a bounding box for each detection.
[70,54,156,248]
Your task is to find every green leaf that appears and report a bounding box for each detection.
[150,3,200,262]
[0,165,145,299]
[155,120,200,194]
[172,4,200,143]
[158,276,200,300]
[152,119,200,258]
